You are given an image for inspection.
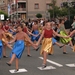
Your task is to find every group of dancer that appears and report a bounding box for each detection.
[0,18,75,72]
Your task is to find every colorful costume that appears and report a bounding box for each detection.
[41,29,53,55]
[0,40,3,58]
[38,26,42,34]
[59,24,71,44]
[23,27,31,46]
[2,32,13,46]
[52,38,57,45]
[11,40,25,59]
[5,32,13,42]
[31,30,40,42]
[24,38,31,46]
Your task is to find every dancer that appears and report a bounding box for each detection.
[36,22,69,68]
[2,22,14,58]
[22,23,38,56]
[6,25,36,72]
[0,22,12,59]
[31,20,40,43]
[59,19,73,54]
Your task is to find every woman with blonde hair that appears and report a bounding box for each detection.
[36,22,69,68]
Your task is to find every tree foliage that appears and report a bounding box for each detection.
[36,13,42,18]
[0,11,8,20]
[48,1,75,19]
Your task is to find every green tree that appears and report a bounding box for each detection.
[36,13,42,18]
[59,8,68,17]
[49,0,57,18]
[48,6,60,18]
[62,1,74,20]
[0,11,8,20]
[48,0,75,19]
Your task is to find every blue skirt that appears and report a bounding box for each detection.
[11,40,25,59]
[31,30,40,41]
[52,38,57,45]
[0,40,3,58]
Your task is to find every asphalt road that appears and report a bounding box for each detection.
[0,45,75,75]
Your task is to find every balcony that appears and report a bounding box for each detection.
[11,7,26,14]
[18,8,26,11]
[11,0,26,5]
[17,0,26,2]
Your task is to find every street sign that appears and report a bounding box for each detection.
[0,14,4,20]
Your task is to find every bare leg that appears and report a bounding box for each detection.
[15,58,19,70]
[27,46,31,55]
[55,42,64,48]
[3,45,7,57]
[42,51,47,68]
[43,51,47,65]
[63,45,67,54]
[6,54,16,66]
[73,45,75,52]
[9,54,16,64]
[69,41,74,49]
[55,42,62,46]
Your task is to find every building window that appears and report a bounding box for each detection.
[34,3,39,9]
[46,3,50,10]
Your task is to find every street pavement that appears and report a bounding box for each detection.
[0,45,75,75]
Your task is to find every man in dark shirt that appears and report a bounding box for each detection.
[64,17,72,34]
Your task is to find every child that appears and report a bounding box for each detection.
[22,23,38,56]
[36,22,69,68]
[6,25,36,72]
[0,22,12,59]
[31,20,40,43]
[59,19,73,54]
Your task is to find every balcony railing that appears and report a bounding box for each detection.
[11,8,26,14]
[18,8,26,11]
[11,0,26,5]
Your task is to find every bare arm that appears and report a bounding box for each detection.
[26,27,40,37]
[69,30,75,37]
[53,30,69,38]
[9,35,16,43]
[24,33,34,46]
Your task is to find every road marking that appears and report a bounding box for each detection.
[39,57,63,67]
[66,64,75,67]
[38,66,56,70]
[9,68,27,73]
